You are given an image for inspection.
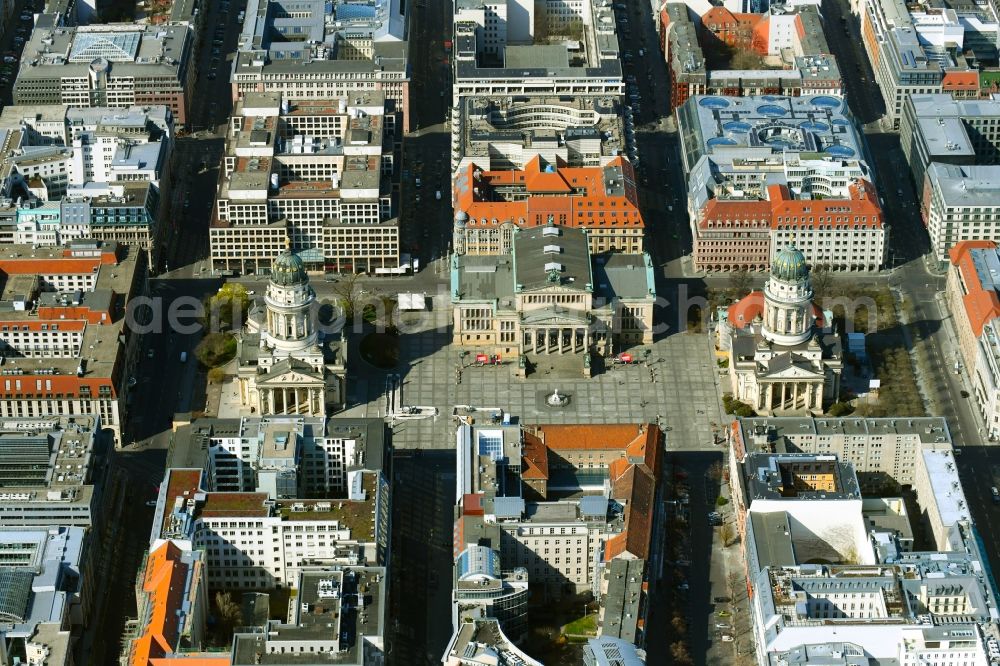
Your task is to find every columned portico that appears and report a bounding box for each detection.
[522,326,589,354]
[756,379,825,412]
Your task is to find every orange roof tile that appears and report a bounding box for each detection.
[727,290,825,329]
[537,424,649,450]
[128,542,193,666]
[942,71,979,89]
[453,159,643,232]
[951,241,1000,336]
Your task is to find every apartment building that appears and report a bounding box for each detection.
[450,225,656,364]
[0,106,174,257]
[729,416,954,489]
[452,419,663,651]
[14,23,195,125]
[945,241,1000,438]
[452,156,644,256]
[452,95,633,174]
[0,242,146,442]
[660,4,842,113]
[451,0,624,173]
[210,92,398,276]
[231,0,410,131]
[677,95,885,272]
[859,0,983,129]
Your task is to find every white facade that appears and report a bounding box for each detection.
[924,164,1000,262]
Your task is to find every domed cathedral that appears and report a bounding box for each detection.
[235,247,346,417]
[717,246,843,414]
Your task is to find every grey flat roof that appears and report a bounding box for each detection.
[453,254,515,304]
[750,511,797,568]
[505,45,569,69]
[593,253,654,301]
[927,162,1000,207]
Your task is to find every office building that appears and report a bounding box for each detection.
[450,224,656,368]
[14,23,196,125]
[728,416,954,490]
[442,618,542,666]
[676,95,885,272]
[0,242,146,443]
[451,0,624,175]
[210,92,399,276]
[924,164,1000,264]
[229,567,387,665]
[452,419,664,652]
[897,95,1000,261]
[900,94,1000,193]
[169,416,384,500]
[859,0,984,129]
[0,415,108,529]
[0,526,89,666]
[452,95,633,174]
[728,418,999,665]
[452,544,529,643]
[118,541,223,666]
[717,246,845,412]
[231,0,409,131]
[452,156,645,256]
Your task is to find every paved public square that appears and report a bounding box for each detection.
[340,301,727,450]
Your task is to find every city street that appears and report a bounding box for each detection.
[387,451,455,665]
[399,0,453,268]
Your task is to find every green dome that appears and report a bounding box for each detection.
[271,249,307,287]
[771,245,809,282]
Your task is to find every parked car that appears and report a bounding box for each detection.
[721,635,734,642]
[714,596,731,603]
[993,486,1000,503]
[3,56,16,63]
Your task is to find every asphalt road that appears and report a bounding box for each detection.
[954,445,1000,578]
[400,0,453,267]
[821,0,886,127]
[645,452,725,666]
[0,0,40,105]
[387,451,456,666]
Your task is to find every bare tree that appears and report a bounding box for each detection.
[670,641,694,665]
[215,591,242,632]
[331,272,363,320]
[810,265,833,300]
[720,522,735,547]
[728,269,753,300]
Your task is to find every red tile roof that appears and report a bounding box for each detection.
[521,431,549,480]
[950,240,1000,336]
[129,543,227,666]
[726,290,825,330]
[454,157,643,231]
